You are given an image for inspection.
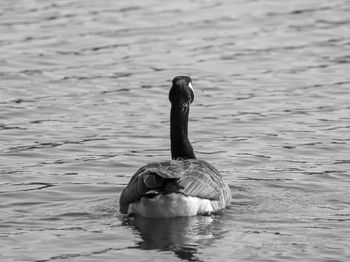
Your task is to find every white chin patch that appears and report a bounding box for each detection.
[188,82,195,96]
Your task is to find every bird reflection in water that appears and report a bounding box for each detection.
[125,214,227,261]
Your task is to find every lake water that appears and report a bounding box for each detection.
[1,0,350,261]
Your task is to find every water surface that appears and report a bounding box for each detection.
[1,0,350,261]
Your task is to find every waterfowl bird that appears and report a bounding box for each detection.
[119,76,231,217]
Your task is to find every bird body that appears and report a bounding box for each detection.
[119,76,231,217]
[120,159,231,217]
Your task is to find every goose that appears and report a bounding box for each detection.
[119,76,231,217]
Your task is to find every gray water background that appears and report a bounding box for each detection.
[1,0,350,261]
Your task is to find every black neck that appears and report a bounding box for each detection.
[170,104,196,160]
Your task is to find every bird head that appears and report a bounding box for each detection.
[169,76,195,106]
